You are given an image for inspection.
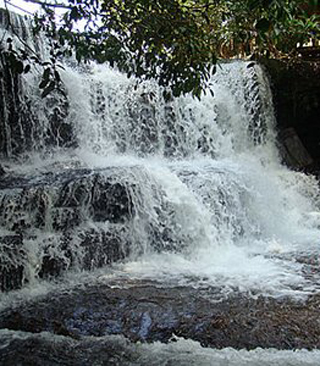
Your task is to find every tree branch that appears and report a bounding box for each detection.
[22,0,72,10]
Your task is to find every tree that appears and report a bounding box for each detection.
[1,0,319,99]
[1,0,217,99]
[208,0,320,58]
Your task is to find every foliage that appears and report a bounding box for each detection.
[209,0,320,58]
[0,0,319,99]
[2,0,217,99]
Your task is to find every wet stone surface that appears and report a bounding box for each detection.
[0,168,135,286]
[1,282,320,350]
[0,166,199,288]
[0,234,25,291]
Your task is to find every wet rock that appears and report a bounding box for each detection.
[0,168,134,233]
[279,127,313,169]
[0,330,140,366]
[261,59,320,168]
[0,185,52,232]
[0,234,25,291]
[38,255,69,279]
[2,283,320,350]
[78,227,130,270]
[0,50,30,157]
[0,168,136,285]
[43,89,76,149]
[91,179,134,223]
[36,226,130,279]
[0,20,76,158]
[51,207,82,232]
[37,237,71,279]
[55,172,134,223]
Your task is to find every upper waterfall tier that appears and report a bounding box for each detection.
[1,60,278,160]
[62,61,277,160]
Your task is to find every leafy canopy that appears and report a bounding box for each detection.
[1,0,319,98]
[209,0,320,58]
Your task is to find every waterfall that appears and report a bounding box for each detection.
[0,11,320,301]
[2,9,320,365]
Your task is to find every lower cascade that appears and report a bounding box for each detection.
[1,24,320,363]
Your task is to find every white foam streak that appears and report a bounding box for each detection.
[138,337,320,366]
[1,329,320,365]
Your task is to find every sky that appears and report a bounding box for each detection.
[0,0,87,30]
[0,0,40,15]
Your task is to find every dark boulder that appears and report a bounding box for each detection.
[0,168,135,234]
[36,226,130,279]
[278,127,314,169]
[261,59,320,170]
[2,282,320,350]
[55,172,134,224]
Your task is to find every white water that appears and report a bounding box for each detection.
[0,330,320,366]
[0,55,320,299]
[0,12,320,298]
[1,329,320,365]
[55,61,320,298]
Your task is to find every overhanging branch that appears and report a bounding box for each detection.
[21,0,72,10]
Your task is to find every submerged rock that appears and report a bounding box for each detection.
[0,330,140,366]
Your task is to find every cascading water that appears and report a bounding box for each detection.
[4,58,318,296]
[1,10,320,365]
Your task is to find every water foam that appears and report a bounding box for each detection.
[0,25,320,298]
[1,329,320,365]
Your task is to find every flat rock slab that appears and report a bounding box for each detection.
[1,282,320,350]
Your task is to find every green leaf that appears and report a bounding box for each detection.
[54,70,61,83]
[249,0,263,10]
[41,81,56,98]
[256,18,271,33]
[24,64,31,74]
[43,68,51,80]
[39,78,50,89]
[70,7,80,20]
[163,90,172,102]
[262,0,273,8]
[15,60,24,74]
